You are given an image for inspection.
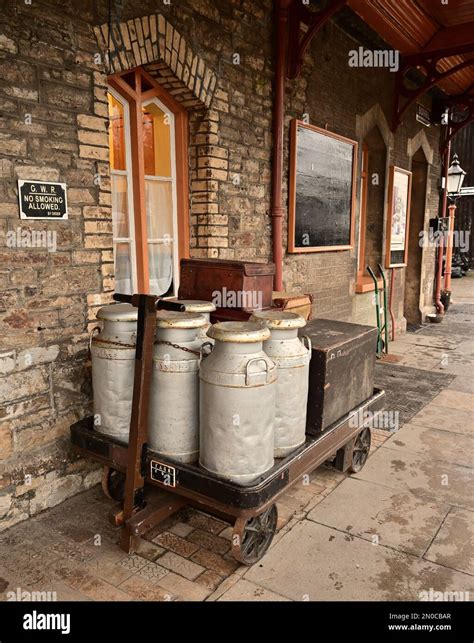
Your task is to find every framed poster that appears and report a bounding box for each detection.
[288,120,357,253]
[385,166,412,267]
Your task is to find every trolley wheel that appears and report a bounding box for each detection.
[231,504,278,566]
[349,427,371,474]
[101,466,126,502]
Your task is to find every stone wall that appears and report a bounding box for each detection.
[0,0,442,530]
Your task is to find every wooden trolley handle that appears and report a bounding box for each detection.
[113,293,185,312]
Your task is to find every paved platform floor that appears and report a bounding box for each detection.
[0,275,472,602]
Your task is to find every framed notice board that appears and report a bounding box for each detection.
[385,166,412,267]
[288,120,357,253]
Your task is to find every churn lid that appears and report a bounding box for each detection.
[168,299,216,313]
[155,311,208,329]
[250,310,306,330]
[207,321,271,343]
[96,303,138,322]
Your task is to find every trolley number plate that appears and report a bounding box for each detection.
[150,460,176,488]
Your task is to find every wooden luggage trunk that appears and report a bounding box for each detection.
[300,319,377,434]
[178,258,275,314]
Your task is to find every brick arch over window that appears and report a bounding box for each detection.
[355,104,393,150]
[407,130,434,165]
[92,13,230,260]
[93,15,218,108]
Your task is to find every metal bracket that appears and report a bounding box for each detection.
[287,0,347,80]
[440,91,474,155]
[392,49,474,131]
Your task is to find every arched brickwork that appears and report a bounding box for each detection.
[407,129,434,165]
[355,103,393,150]
[93,14,218,108]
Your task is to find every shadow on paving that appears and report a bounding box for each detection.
[374,362,455,430]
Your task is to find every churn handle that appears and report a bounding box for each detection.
[88,326,100,353]
[200,342,214,359]
[245,358,269,386]
[301,335,312,353]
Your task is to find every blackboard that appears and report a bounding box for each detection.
[288,121,357,252]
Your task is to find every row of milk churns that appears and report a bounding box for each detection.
[91,301,311,485]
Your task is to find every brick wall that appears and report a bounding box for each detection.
[0,0,442,530]
[0,0,111,530]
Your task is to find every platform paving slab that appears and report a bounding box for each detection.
[240,521,474,601]
[157,571,211,601]
[399,404,473,436]
[217,579,290,601]
[448,375,474,394]
[423,507,474,576]
[430,389,474,413]
[353,445,474,510]
[393,334,459,350]
[307,477,450,557]
[118,574,176,601]
[383,422,474,469]
[435,356,474,378]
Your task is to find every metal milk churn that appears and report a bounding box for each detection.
[148,311,207,463]
[91,303,138,444]
[250,311,311,457]
[168,299,216,342]
[199,322,277,484]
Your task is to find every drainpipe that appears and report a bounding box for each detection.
[271,0,290,292]
[444,203,456,292]
[434,233,445,314]
[434,137,451,313]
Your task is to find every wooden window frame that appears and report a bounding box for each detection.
[385,165,413,269]
[288,120,357,254]
[108,67,189,294]
[108,87,138,294]
[355,144,383,293]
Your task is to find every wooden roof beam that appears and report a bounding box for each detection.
[420,21,474,59]
[287,0,348,79]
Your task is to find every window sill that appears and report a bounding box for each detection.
[355,276,383,294]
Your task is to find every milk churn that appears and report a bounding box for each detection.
[168,299,216,342]
[91,303,138,443]
[250,311,311,457]
[199,322,277,484]
[148,311,207,463]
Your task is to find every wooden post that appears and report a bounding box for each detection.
[120,294,157,553]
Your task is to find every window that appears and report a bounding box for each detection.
[107,68,189,296]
